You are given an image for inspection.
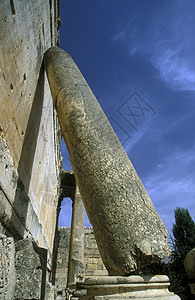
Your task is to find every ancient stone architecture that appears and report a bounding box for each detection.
[67,186,85,286]
[53,227,108,298]
[73,276,181,300]
[14,238,47,299]
[84,228,108,278]
[0,235,16,299]
[53,228,71,297]
[0,0,61,298]
[0,1,181,299]
[44,46,171,276]
[184,248,195,295]
[0,0,61,267]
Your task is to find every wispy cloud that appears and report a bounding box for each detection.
[149,48,195,91]
[112,29,137,44]
[147,175,195,235]
[112,1,195,91]
[143,148,195,234]
[124,122,150,153]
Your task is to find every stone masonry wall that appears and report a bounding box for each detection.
[54,227,108,294]
[84,228,108,277]
[0,0,61,269]
[0,234,56,300]
[55,227,71,288]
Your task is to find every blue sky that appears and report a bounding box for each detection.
[58,0,195,235]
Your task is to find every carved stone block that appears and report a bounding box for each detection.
[14,238,47,300]
[0,234,16,300]
[73,275,181,300]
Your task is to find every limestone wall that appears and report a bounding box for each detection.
[54,227,71,288]
[84,228,108,277]
[54,227,108,291]
[0,0,61,268]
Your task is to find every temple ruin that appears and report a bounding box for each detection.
[0,1,181,299]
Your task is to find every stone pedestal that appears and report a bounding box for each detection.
[72,276,181,300]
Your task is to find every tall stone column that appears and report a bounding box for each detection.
[67,186,85,286]
[44,47,171,275]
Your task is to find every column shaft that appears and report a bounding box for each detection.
[68,186,85,286]
[44,47,171,275]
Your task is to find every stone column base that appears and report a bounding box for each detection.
[72,275,181,300]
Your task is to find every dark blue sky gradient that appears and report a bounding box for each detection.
[58,0,195,235]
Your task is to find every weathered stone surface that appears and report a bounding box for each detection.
[184,248,195,295]
[0,234,16,300]
[68,186,85,285]
[54,227,71,298]
[184,248,195,279]
[45,46,171,275]
[14,238,47,300]
[84,228,108,278]
[45,282,57,300]
[74,275,181,300]
[0,0,61,268]
[57,284,63,299]
[53,227,108,287]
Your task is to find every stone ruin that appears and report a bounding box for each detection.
[184,248,195,296]
[0,0,184,299]
[44,46,172,276]
[44,46,181,299]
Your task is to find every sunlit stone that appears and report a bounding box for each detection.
[44,46,171,275]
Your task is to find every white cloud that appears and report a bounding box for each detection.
[150,48,195,91]
[145,172,195,234]
[124,124,148,153]
[144,150,195,231]
[112,2,195,91]
[112,29,137,44]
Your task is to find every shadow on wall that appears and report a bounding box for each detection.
[11,63,45,238]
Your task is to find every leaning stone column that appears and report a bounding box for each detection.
[67,186,85,287]
[44,47,171,275]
